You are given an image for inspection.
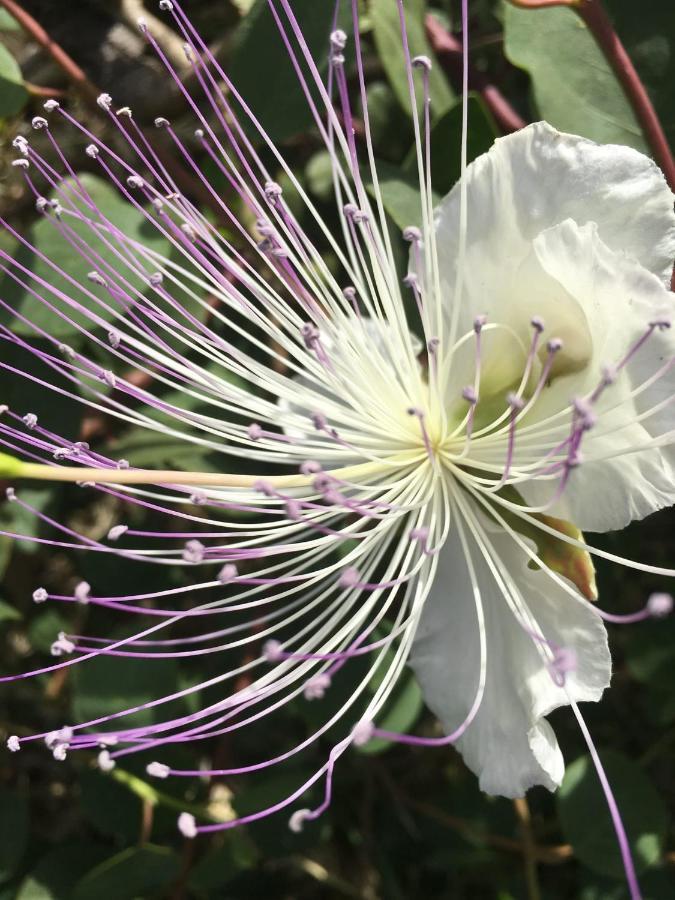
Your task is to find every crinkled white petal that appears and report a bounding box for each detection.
[409,523,610,798]
[515,220,675,531]
[434,121,675,296]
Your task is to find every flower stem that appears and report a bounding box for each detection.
[509,0,675,191]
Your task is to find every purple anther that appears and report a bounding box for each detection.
[88,271,106,286]
[300,460,322,476]
[339,567,360,589]
[51,632,75,656]
[531,316,545,333]
[74,581,91,604]
[549,646,577,687]
[462,385,478,404]
[402,225,422,243]
[572,397,597,430]
[427,337,439,353]
[546,337,563,353]
[403,272,419,288]
[303,673,331,700]
[159,0,173,10]
[352,720,374,746]
[149,272,164,286]
[649,318,671,331]
[410,526,430,544]
[182,540,205,563]
[97,92,112,110]
[301,322,320,349]
[311,411,328,431]
[117,459,129,469]
[263,639,284,662]
[254,479,275,496]
[32,587,48,604]
[107,330,121,349]
[23,413,38,429]
[178,813,197,838]
[647,592,673,618]
[103,371,117,389]
[218,563,238,584]
[507,392,525,412]
[127,174,144,189]
[247,423,263,441]
[147,761,170,779]
[264,181,283,201]
[285,499,302,520]
[343,202,359,219]
[473,314,488,334]
[107,525,128,541]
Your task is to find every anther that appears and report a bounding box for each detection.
[116,106,133,118]
[7,736,20,752]
[43,99,59,112]
[288,809,310,833]
[137,17,148,32]
[85,144,99,159]
[97,93,113,110]
[339,567,360,589]
[53,743,68,761]
[462,385,478,404]
[330,29,347,50]
[649,318,671,331]
[127,174,144,189]
[35,197,48,213]
[285,499,302,520]
[23,413,38,429]
[183,42,194,62]
[147,761,170,778]
[546,337,563,353]
[32,587,48,604]
[531,316,545,333]
[427,337,439,354]
[473,314,488,334]
[159,0,173,9]
[303,673,331,700]
[647,592,673,618]
[572,397,597,430]
[88,271,106,286]
[507,392,525,412]
[402,226,421,243]
[410,526,430,545]
[117,458,129,469]
[154,117,169,128]
[311,411,328,431]
[51,632,75,656]
[98,750,116,772]
[183,540,205,564]
[548,646,577,687]
[194,128,204,139]
[300,460,322,475]
[264,181,283,201]
[12,135,28,153]
[31,116,48,130]
[301,322,320,350]
[403,272,419,289]
[263,640,284,662]
[247,423,263,441]
[103,370,116,389]
[412,55,432,71]
[74,581,91,604]
[218,563,238,584]
[107,330,121,349]
[178,812,197,838]
[107,525,128,541]
[352,720,374,746]
[5,487,16,501]
[12,159,29,169]
[149,272,163,286]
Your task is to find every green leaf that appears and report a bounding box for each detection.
[366,160,437,232]
[2,174,171,341]
[0,788,29,882]
[70,846,180,900]
[358,669,423,755]
[79,770,144,843]
[0,42,28,118]
[0,599,21,624]
[16,843,109,900]
[0,10,19,31]
[557,750,668,879]
[504,3,646,152]
[404,94,498,196]
[371,0,454,120]
[230,0,347,143]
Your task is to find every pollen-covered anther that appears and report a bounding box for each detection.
[158,0,173,10]
[183,540,205,564]
[74,581,91,604]
[43,99,59,112]
[285,499,302,521]
[97,750,116,772]
[127,174,144,189]
[97,93,113,110]
[649,317,671,331]
[32,587,48,604]
[303,673,331,700]
[310,411,328,432]
[403,272,419,289]
[12,159,29,169]
[339,566,360,589]
[412,54,432,71]
[264,181,283,202]
[12,135,28,154]
[107,330,121,349]
[116,106,133,118]
[410,526,430,546]
[330,28,347,51]
[85,144,99,159]
[427,337,440,354]
[288,808,310,833]
[107,525,128,541]
[5,487,16,501]
[88,271,107,286]
[573,397,597,431]
[23,413,38,429]
[402,225,421,244]
[117,458,130,469]
[52,743,68,761]
[263,639,284,662]
[7,736,20,753]
[473,314,488,334]
[35,197,49,213]
[51,632,75,657]
[462,385,478,404]
[300,460,322,475]
[647,592,673,618]
[103,370,117,389]
[31,116,48,130]
[546,337,564,354]
[154,117,170,128]
[147,761,170,778]
[178,812,197,838]
[137,16,148,32]
[217,563,238,584]
[352,720,375,746]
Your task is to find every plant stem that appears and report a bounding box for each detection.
[513,797,542,900]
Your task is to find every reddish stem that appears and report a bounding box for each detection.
[425,14,526,134]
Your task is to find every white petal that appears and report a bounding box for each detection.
[409,523,610,798]
[517,220,675,531]
[434,121,675,295]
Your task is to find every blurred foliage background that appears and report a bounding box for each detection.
[0,0,674,897]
